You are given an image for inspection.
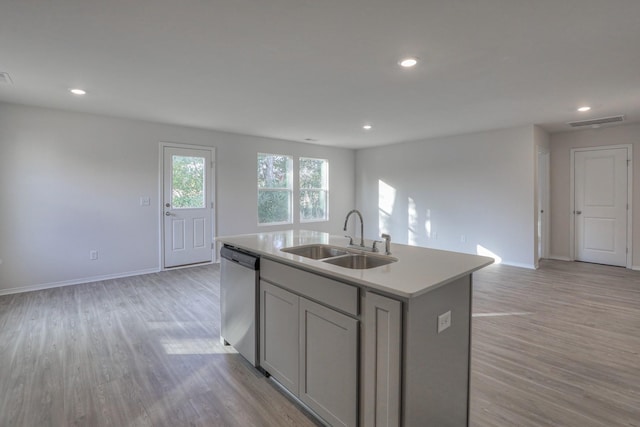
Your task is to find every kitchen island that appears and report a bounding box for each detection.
[217,230,493,427]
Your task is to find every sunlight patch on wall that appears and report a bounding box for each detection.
[408,197,418,245]
[476,244,502,264]
[425,209,432,239]
[378,180,396,234]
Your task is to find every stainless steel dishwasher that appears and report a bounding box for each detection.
[220,245,260,367]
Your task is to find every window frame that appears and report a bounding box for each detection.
[299,157,329,223]
[257,153,294,226]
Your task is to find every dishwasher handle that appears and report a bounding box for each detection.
[221,246,259,270]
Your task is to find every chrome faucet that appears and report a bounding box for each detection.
[343,209,365,247]
[381,233,392,255]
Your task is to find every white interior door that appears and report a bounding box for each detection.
[574,147,628,267]
[163,146,213,268]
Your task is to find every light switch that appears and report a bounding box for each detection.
[140,196,151,206]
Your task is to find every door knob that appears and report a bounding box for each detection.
[165,212,174,216]
[576,210,582,215]
[165,203,171,208]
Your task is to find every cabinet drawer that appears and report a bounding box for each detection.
[261,258,359,316]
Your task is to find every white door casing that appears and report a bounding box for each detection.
[573,146,630,267]
[537,151,550,261]
[162,145,214,268]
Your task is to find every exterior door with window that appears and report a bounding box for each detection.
[574,147,629,267]
[163,146,213,268]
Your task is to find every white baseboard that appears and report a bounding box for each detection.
[0,267,161,296]
[631,265,640,271]
[500,261,536,270]
[548,255,572,261]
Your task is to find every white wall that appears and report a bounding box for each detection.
[549,123,640,267]
[355,125,537,268]
[0,103,355,293]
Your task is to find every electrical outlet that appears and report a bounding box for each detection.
[140,196,151,206]
[460,235,466,243]
[89,250,98,260]
[438,310,451,333]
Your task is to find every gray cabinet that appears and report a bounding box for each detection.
[260,280,300,394]
[300,297,358,427]
[361,292,402,427]
[259,259,359,427]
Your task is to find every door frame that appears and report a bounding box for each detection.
[569,144,632,268]
[537,150,550,261]
[159,142,216,270]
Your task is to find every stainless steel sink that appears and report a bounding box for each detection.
[322,253,397,269]
[281,244,349,260]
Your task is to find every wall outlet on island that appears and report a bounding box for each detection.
[89,250,98,260]
[438,310,451,333]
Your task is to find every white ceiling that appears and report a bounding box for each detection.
[1,0,639,148]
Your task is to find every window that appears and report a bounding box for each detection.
[300,157,328,222]
[258,153,293,224]
[171,155,206,208]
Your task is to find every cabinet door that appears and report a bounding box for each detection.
[362,292,402,427]
[260,280,299,394]
[299,297,358,427]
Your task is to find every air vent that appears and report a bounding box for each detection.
[0,72,13,85]
[567,115,625,127]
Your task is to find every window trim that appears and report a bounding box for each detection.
[299,157,329,223]
[257,153,293,225]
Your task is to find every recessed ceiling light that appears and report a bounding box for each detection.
[399,57,418,68]
[577,106,591,112]
[363,124,372,130]
[69,88,87,95]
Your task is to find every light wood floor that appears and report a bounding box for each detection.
[471,260,640,427]
[0,260,638,426]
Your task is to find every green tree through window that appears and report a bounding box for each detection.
[172,155,205,208]
[300,158,328,221]
[258,154,292,224]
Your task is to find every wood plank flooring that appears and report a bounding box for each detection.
[0,260,638,426]
[470,260,640,427]
[0,266,320,427]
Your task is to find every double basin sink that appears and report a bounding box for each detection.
[281,244,397,269]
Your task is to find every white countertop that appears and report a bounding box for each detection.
[217,230,494,299]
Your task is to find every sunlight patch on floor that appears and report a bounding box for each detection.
[473,312,532,317]
[161,338,238,355]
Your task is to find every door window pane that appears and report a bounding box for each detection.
[172,155,205,208]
